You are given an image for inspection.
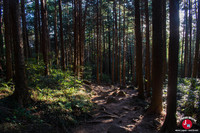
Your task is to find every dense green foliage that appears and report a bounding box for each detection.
[0,59,94,131]
[162,78,200,126]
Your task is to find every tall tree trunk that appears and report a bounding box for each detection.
[141,1,145,71]
[131,43,134,84]
[108,16,111,78]
[145,0,150,97]
[93,26,96,62]
[40,0,49,75]
[4,0,13,81]
[134,0,144,99]
[188,0,192,77]
[96,0,99,84]
[161,0,179,131]
[87,31,90,64]
[54,0,59,65]
[81,0,88,78]
[39,3,42,55]
[127,33,130,81]
[132,32,135,85]
[78,0,83,78]
[59,0,66,71]
[0,0,3,76]
[21,0,28,59]
[112,9,115,84]
[123,0,126,86]
[195,0,198,20]
[0,0,3,61]
[114,0,118,83]
[99,0,102,81]
[184,2,189,77]
[181,28,185,77]
[76,0,80,78]
[103,24,106,74]
[34,0,39,61]
[162,0,167,81]
[26,27,31,57]
[192,0,200,78]
[119,1,122,85]
[73,0,77,75]
[148,0,163,114]
[10,0,31,106]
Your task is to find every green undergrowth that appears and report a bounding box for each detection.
[0,59,95,132]
[177,78,200,121]
[163,78,200,126]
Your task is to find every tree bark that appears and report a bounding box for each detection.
[34,0,39,62]
[99,0,102,82]
[4,0,13,81]
[119,1,122,85]
[192,0,200,78]
[0,0,3,61]
[114,0,118,83]
[10,0,31,106]
[59,0,66,71]
[21,0,28,59]
[54,0,59,66]
[0,0,3,76]
[162,0,167,81]
[188,0,192,77]
[96,0,99,84]
[184,2,189,77]
[122,0,126,86]
[132,30,135,85]
[161,0,179,131]
[148,0,163,114]
[181,28,185,77]
[78,0,81,77]
[39,3,42,55]
[127,33,130,81]
[108,15,111,78]
[131,43,134,84]
[145,0,150,97]
[112,7,115,84]
[40,0,49,75]
[81,0,89,78]
[73,0,77,75]
[134,0,144,99]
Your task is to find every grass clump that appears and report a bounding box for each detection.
[0,80,14,99]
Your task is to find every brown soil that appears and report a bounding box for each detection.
[71,84,165,133]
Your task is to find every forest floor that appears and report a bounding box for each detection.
[0,82,165,133]
[1,78,199,133]
[71,84,165,133]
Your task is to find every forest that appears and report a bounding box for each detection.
[0,0,200,132]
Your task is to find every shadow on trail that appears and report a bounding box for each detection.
[71,84,162,133]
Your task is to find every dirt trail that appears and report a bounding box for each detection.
[71,84,164,133]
